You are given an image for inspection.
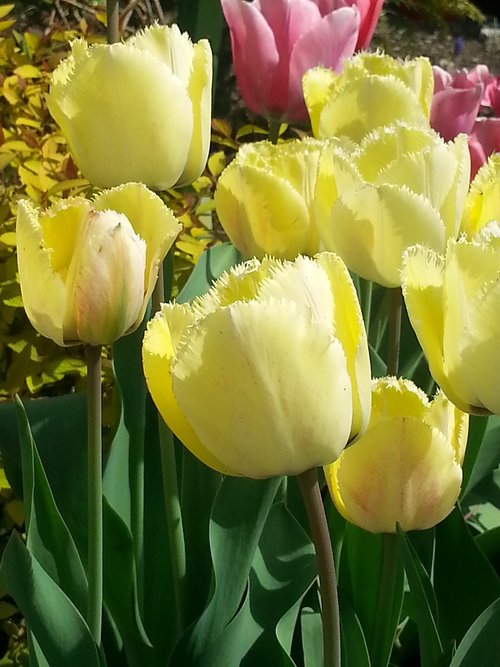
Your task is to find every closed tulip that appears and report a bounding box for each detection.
[221,0,359,122]
[303,53,434,142]
[319,122,470,286]
[47,25,212,190]
[316,0,385,50]
[17,183,180,346]
[214,137,360,259]
[142,253,371,478]
[325,377,468,533]
[402,224,500,415]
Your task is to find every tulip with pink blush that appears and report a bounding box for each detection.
[221,0,360,122]
[315,0,385,50]
[468,118,500,179]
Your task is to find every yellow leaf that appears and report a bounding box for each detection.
[15,116,41,128]
[0,231,16,247]
[14,63,42,79]
[0,18,15,31]
[5,499,24,526]
[23,30,41,56]
[208,150,226,178]
[0,4,14,19]
[0,140,31,153]
[0,468,9,489]
[0,152,14,170]
[1,74,19,104]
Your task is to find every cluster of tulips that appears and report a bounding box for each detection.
[8,0,500,664]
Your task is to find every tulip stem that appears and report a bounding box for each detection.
[297,468,340,667]
[267,119,281,144]
[371,533,401,667]
[158,419,186,637]
[361,278,373,338]
[85,344,103,646]
[106,0,120,44]
[386,287,402,376]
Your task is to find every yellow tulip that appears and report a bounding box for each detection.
[17,183,180,346]
[214,137,359,260]
[319,123,470,287]
[325,377,468,533]
[142,253,371,478]
[303,53,433,142]
[402,225,500,415]
[461,154,500,237]
[47,25,212,190]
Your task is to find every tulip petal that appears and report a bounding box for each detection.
[171,299,353,478]
[62,211,146,345]
[302,66,338,137]
[16,200,68,346]
[430,84,483,141]
[94,183,180,309]
[462,154,500,237]
[215,157,313,259]
[143,304,235,475]
[288,7,359,121]
[327,416,462,533]
[371,376,429,422]
[315,75,429,142]
[48,42,193,189]
[326,184,445,287]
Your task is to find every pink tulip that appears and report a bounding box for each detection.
[430,66,485,141]
[484,75,500,116]
[468,118,500,179]
[221,0,360,122]
[315,0,385,49]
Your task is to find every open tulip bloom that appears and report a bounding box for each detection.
[143,252,371,478]
[325,377,468,533]
[47,24,212,190]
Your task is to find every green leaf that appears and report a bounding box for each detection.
[102,497,152,664]
[338,527,403,667]
[302,608,324,667]
[0,533,102,667]
[396,526,442,667]
[338,592,371,667]
[434,507,500,646]
[14,397,87,616]
[461,415,495,500]
[177,243,242,304]
[449,597,500,667]
[0,393,88,556]
[171,476,281,663]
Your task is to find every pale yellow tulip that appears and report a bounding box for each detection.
[17,183,180,346]
[142,253,371,478]
[47,25,212,190]
[326,377,468,533]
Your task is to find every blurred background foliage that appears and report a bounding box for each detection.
[0,0,495,663]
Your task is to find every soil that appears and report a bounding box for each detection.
[373,15,500,74]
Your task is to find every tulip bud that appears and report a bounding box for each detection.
[142,253,372,478]
[402,225,500,415]
[17,183,181,346]
[47,25,212,190]
[303,53,434,142]
[325,377,468,533]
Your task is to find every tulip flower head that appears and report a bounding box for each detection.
[325,377,468,533]
[143,252,371,478]
[47,24,212,190]
[461,154,500,238]
[468,118,500,179]
[221,0,360,122]
[402,223,500,415]
[319,122,470,286]
[214,136,360,259]
[17,183,181,346]
[303,52,434,142]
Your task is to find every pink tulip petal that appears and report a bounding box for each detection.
[288,7,359,121]
[430,85,483,140]
[484,76,500,116]
[221,0,279,116]
[469,118,500,178]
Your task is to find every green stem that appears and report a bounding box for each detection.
[371,534,400,667]
[267,118,281,144]
[106,0,120,44]
[158,420,186,637]
[85,344,103,646]
[297,468,340,667]
[151,263,165,315]
[361,278,373,339]
[386,287,402,376]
